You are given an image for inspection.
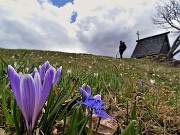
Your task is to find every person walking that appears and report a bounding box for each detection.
[119,41,127,58]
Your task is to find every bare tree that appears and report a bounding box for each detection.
[152,0,180,32]
[152,0,180,58]
[167,34,180,58]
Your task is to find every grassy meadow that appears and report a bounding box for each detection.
[0,48,180,135]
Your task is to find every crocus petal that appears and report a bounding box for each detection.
[38,61,50,81]
[20,74,36,132]
[32,71,42,129]
[8,65,22,110]
[53,66,62,87]
[39,67,55,110]
[31,68,38,78]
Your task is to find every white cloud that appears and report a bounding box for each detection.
[0,0,85,53]
[0,0,179,59]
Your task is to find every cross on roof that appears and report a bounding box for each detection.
[136,31,140,40]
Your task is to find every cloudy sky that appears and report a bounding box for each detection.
[0,0,179,59]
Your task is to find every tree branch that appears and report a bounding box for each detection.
[152,0,180,32]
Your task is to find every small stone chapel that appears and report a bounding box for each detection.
[131,32,171,58]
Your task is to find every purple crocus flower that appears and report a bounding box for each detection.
[32,61,62,87]
[38,61,51,81]
[8,61,62,134]
[36,61,62,87]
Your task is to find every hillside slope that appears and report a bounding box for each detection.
[0,48,180,134]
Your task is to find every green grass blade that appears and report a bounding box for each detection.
[64,115,89,135]
[13,100,24,135]
[48,78,79,120]
[39,88,55,131]
[77,106,87,135]
[62,109,67,134]
[16,51,27,66]
[0,57,8,68]
[0,63,3,79]
[121,120,136,135]
[69,107,78,134]
[1,80,13,125]
[47,89,71,120]
[136,120,142,135]
[78,117,88,135]
[131,101,136,120]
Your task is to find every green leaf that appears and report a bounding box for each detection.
[131,101,136,120]
[76,106,87,134]
[1,79,13,125]
[48,78,79,120]
[78,115,88,135]
[47,88,71,120]
[64,115,89,135]
[0,63,3,79]
[136,120,142,135]
[62,109,68,134]
[0,57,8,68]
[121,120,136,135]
[16,51,27,67]
[13,100,24,135]
[69,107,78,134]
[39,88,55,131]
[67,105,86,134]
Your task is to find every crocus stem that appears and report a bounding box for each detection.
[88,107,92,135]
[26,129,32,135]
[95,117,101,133]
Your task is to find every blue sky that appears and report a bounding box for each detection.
[51,0,74,7]
[50,0,78,24]
[70,11,77,23]
[0,0,179,59]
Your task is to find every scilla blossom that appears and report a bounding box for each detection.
[8,61,62,134]
[77,84,115,119]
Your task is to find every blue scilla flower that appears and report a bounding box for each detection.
[8,61,62,134]
[77,95,102,109]
[77,85,114,119]
[94,109,115,119]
